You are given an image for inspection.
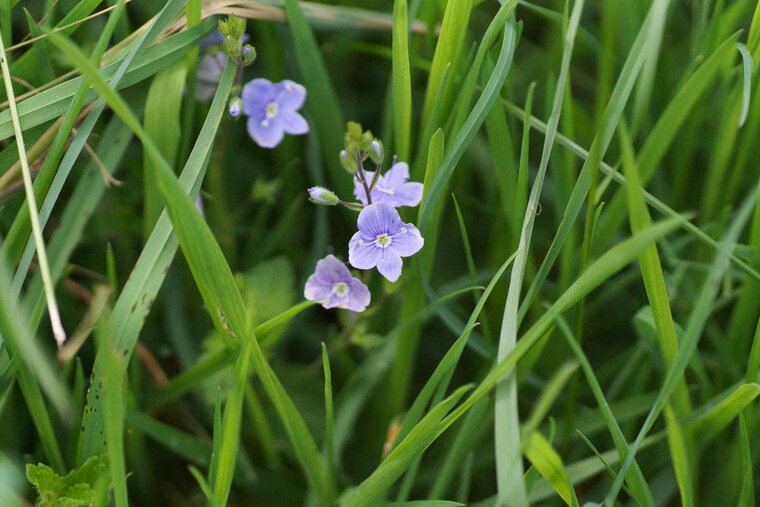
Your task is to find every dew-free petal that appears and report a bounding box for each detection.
[391,223,424,257]
[280,111,310,135]
[357,203,401,238]
[346,278,371,312]
[276,80,307,110]
[246,117,285,148]
[242,78,278,116]
[348,232,382,270]
[394,182,424,207]
[382,162,410,188]
[376,251,402,282]
[304,275,333,303]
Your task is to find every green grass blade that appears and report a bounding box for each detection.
[342,385,473,506]
[737,412,755,507]
[494,2,583,503]
[518,0,674,321]
[553,316,654,506]
[283,0,346,193]
[418,15,518,231]
[421,0,473,124]
[605,188,758,504]
[392,0,411,161]
[321,343,335,475]
[522,430,579,507]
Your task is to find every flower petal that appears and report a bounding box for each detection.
[276,80,307,111]
[357,203,400,237]
[391,223,424,257]
[247,117,285,148]
[348,231,382,270]
[241,78,277,116]
[280,111,310,135]
[346,278,371,312]
[304,274,332,303]
[313,254,351,283]
[393,182,424,207]
[382,162,410,188]
[376,251,402,282]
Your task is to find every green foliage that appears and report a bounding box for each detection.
[26,456,109,507]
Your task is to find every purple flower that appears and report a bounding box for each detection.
[353,162,423,208]
[348,203,424,282]
[196,52,226,101]
[241,78,309,148]
[196,30,251,101]
[305,255,371,312]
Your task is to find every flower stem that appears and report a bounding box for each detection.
[355,155,372,204]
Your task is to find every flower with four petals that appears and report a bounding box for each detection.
[304,255,371,312]
[348,203,424,282]
[241,78,309,148]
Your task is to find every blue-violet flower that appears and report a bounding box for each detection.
[348,203,424,282]
[242,78,309,148]
[353,161,423,208]
[305,255,371,312]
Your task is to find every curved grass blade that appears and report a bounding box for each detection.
[494,2,583,503]
[518,0,674,322]
[418,14,518,231]
[605,188,758,505]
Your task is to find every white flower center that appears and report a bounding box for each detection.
[265,101,279,119]
[377,186,395,195]
[332,282,349,297]
[374,233,392,248]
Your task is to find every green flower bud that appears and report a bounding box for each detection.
[308,186,339,205]
[369,139,383,164]
[340,150,358,174]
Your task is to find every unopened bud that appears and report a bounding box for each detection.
[307,186,339,205]
[340,150,358,174]
[228,97,243,118]
[369,139,383,164]
[241,44,256,64]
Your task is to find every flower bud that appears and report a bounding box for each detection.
[340,150,358,174]
[360,130,374,151]
[241,44,256,65]
[369,139,383,164]
[228,97,243,118]
[307,186,339,205]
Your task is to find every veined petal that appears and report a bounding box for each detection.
[242,78,277,116]
[393,182,424,207]
[376,251,402,282]
[280,111,309,135]
[276,80,307,110]
[304,275,332,303]
[345,278,371,312]
[357,203,400,237]
[391,223,424,257]
[313,254,351,283]
[348,232,382,269]
[247,117,285,148]
[382,162,410,188]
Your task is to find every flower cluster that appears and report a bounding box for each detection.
[304,123,425,313]
[196,17,308,149]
